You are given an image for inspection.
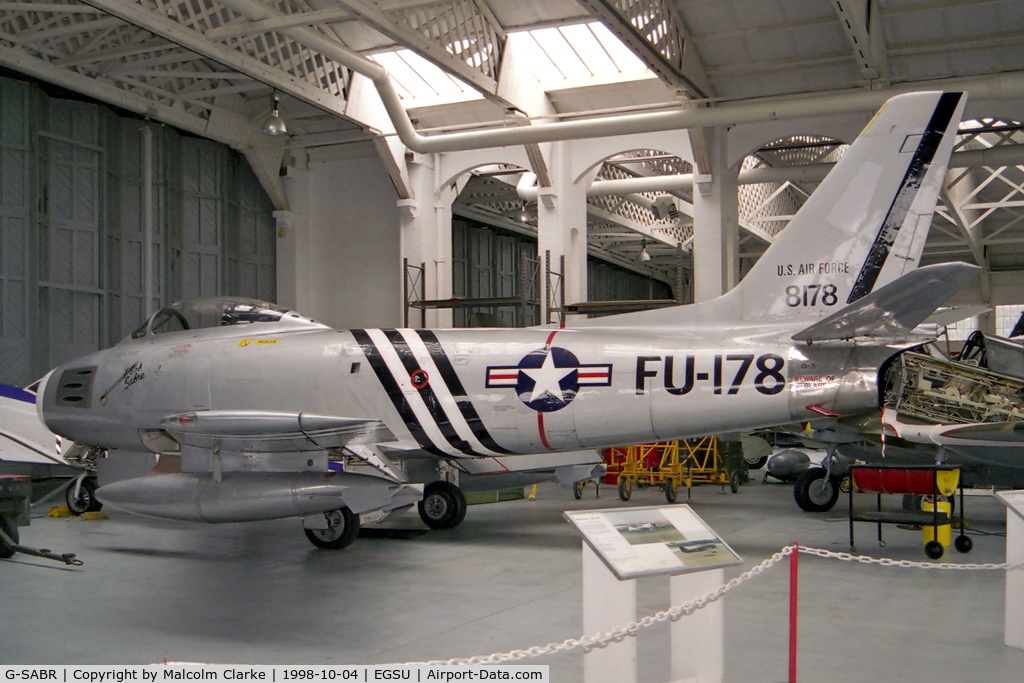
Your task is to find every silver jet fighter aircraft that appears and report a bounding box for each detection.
[37,91,978,550]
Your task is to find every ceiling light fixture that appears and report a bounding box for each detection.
[640,238,651,262]
[262,92,288,137]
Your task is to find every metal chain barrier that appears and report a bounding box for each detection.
[411,543,1024,666]
[796,544,1024,571]
[418,545,796,666]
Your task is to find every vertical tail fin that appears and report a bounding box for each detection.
[732,90,967,323]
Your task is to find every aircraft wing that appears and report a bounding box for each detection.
[160,410,395,453]
[792,262,981,342]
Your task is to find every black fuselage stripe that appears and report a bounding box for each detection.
[350,329,443,457]
[416,329,514,455]
[382,329,475,455]
[847,92,962,303]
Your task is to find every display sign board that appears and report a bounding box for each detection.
[564,504,742,580]
[996,490,1024,522]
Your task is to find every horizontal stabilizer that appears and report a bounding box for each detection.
[924,304,992,328]
[792,262,981,342]
[161,410,394,453]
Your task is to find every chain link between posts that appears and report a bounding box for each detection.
[413,544,1024,666]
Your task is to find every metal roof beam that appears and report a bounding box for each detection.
[829,0,888,83]
[79,0,351,120]
[204,9,353,40]
[336,0,505,100]
[577,0,711,99]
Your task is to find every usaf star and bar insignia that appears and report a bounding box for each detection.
[486,347,612,412]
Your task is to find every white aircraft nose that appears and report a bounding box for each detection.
[34,368,56,431]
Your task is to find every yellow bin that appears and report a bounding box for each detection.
[922,496,952,547]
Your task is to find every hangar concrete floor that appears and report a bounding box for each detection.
[3,474,1022,682]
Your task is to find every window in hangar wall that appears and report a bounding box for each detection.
[451,218,670,328]
[0,76,276,386]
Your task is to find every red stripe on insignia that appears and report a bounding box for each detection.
[577,372,607,378]
[537,412,552,451]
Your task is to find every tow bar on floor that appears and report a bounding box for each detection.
[1,474,83,566]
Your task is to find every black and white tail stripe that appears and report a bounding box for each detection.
[352,328,511,457]
[847,91,963,304]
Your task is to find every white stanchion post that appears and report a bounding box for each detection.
[670,568,724,683]
[582,542,636,683]
[1006,511,1024,648]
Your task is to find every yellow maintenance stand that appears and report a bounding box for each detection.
[615,437,744,503]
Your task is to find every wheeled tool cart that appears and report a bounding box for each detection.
[848,464,972,559]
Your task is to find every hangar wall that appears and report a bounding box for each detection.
[276,153,402,330]
[0,76,276,386]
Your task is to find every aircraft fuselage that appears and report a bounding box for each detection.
[40,321,890,458]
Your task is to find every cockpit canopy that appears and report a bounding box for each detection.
[131,297,322,339]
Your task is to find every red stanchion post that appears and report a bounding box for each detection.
[789,542,799,683]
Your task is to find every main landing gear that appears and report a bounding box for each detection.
[418,481,467,530]
[794,467,841,512]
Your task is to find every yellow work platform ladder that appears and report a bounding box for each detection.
[616,437,742,503]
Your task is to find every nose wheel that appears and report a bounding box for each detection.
[66,476,102,516]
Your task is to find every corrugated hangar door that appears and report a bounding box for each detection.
[0,82,32,385]
[180,139,224,300]
[0,76,277,384]
[38,99,103,375]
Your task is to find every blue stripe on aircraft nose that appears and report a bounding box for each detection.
[0,383,36,404]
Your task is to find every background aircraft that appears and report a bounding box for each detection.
[0,383,100,514]
[786,330,1024,512]
[35,91,974,549]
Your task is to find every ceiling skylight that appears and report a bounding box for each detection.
[371,49,483,105]
[508,21,654,88]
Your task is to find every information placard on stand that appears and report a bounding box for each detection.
[996,491,1024,649]
[566,505,742,683]
[564,504,743,580]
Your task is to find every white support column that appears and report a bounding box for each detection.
[691,127,739,302]
[670,569,725,683]
[276,148,311,313]
[401,153,453,328]
[1006,510,1024,648]
[538,141,589,322]
[582,544,636,683]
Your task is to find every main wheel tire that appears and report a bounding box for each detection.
[0,515,18,559]
[744,455,769,471]
[793,467,840,512]
[304,507,360,550]
[924,540,945,560]
[618,477,632,501]
[66,477,102,515]
[665,479,678,503]
[954,534,974,554]
[573,481,583,500]
[418,481,467,530]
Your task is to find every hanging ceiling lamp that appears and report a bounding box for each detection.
[262,92,288,137]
